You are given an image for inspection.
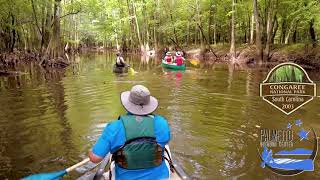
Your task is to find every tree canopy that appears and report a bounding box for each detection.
[0,0,319,61]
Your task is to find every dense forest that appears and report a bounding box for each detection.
[0,0,319,64]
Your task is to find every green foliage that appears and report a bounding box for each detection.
[269,65,304,82]
[0,0,320,51]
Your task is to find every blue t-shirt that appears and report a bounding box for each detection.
[92,115,171,180]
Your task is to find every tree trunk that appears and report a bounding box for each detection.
[285,18,298,45]
[126,0,135,50]
[230,0,236,60]
[170,13,179,48]
[265,11,276,61]
[187,21,190,44]
[271,17,278,43]
[208,1,214,44]
[253,0,263,63]
[309,18,317,47]
[31,0,43,50]
[153,0,159,50]
[132,0,144,53]
[115,32,120,50]
[213,21,216,45]
[195,0,204,51]
[118,0,125,51]
[250,14,254,44]
[143,0,149,52]
[46,0,63,59]
[292,28,297,43]
[10,14,16,52]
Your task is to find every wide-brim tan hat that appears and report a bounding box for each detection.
[120,85,158,115]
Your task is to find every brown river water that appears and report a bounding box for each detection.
[0,53,320,179]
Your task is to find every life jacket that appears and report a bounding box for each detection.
[112,115,163,170]
[165,56,172,63]
[175,56,183,66]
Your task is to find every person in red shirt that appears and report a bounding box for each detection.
[175,51,184,66]
[164,52,172,63]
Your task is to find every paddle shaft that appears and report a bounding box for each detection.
[66,158,90,173]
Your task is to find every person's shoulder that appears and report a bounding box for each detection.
[104,119,122,132]
[153,114,167,120]
[153,114,169,127]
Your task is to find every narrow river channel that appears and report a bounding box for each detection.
[0,53,320,179]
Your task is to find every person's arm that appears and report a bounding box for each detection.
[120,57,128,66]
[154,115,171,146]
[89,151,103,163]
[89,124,112,163]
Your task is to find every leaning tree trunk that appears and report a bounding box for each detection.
[285,17,299,45]
[46,0,63,59]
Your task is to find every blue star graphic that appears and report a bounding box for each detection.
[287,123,292,129]
[295,119,302,127]
[298,129,310,141]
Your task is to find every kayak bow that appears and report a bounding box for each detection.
[162,60,186,70]
[113,65,128,73]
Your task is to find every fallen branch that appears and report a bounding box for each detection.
[0,70,23,76]
[197,24,219,59]
[169,38,183,51]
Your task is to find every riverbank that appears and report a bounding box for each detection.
[1,44,319,75]
[185,44,320,69]
[0,50,69,73]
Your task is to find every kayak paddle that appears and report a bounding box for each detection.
[22,158,90,180]
[129,67,136,74]
[190,59,200,66]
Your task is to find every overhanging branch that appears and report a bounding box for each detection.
[60,9,81,19]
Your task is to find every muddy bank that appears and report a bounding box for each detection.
[0,51,69,73]
[185,45,320,69]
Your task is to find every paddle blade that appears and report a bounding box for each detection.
[129,67,135,74]
[190,59,200,66]
[22,170,67,180]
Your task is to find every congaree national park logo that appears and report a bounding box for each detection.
[260,62,316,115]
[258,119,318,176]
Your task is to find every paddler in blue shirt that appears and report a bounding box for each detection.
[89,85,171,180]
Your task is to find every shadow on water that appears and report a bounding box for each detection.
[0,52,320,179]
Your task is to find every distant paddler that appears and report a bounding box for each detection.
[113,52,133,73]
[174,51,185,66]
[115,52,128,68]
[164,52,173,64]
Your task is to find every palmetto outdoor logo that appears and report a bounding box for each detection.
[260,62,316,115]
[259,119,318,176]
